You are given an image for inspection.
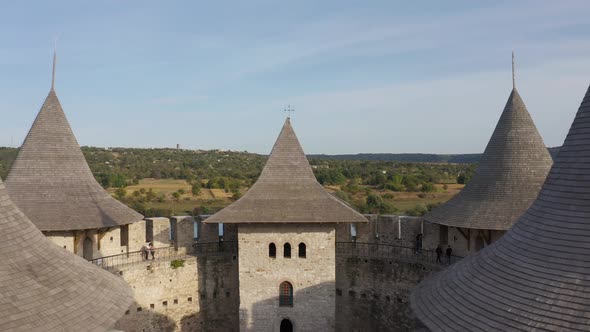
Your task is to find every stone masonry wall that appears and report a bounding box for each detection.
[238,223,336,332]
[335,256,439,331]
[114,254,239,332]
[335,215,443,331]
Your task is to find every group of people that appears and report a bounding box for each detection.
[415,233,453,265]
[140,242,155,260]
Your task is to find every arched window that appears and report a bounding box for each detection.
[298,243,306,258]
[269,243,276,258]
[284,243,291,258]
[279,282,293,307]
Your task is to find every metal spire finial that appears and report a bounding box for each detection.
[284,105,295,119]
[51,39,57,90]
[512,51,515,90]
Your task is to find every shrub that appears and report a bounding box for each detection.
[170,259,185,269]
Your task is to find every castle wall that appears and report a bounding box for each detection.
[335,256,438,331]
[146,217,173,248]
[114,254,239,332]
[237,223,336,332]
[44,231,75,251]
[171,216,196,254]
[336,215,439,250]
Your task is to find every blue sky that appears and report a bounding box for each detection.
[1,1,589,154]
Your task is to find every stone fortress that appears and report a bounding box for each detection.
[2,52,590,332]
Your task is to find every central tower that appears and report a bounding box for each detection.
[205,117,367,331]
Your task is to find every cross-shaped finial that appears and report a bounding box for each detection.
[284,105,295,118]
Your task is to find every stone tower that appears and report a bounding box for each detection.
[205,118,367,332]
[0,176,133,331]
[412,84,590,331]
[423,87,552,256]
[5,58,143,259]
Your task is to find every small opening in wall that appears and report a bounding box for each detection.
[232,255,236,260]
[269,243,276,258]
[125,310,130,315]
[188,297,192,302]
[284,243,291,258]
[298,243,306,258]
[110,237,113,241]
[361,294,367,299]
[348,290,356,298]
[174,299,178,304]
[150,304,154,309]
[119,271,124,276]
[336,289,342,296]
[386,296,391,302]
[63,245,66,249]
[163,301,168,306]
[226,291,230,298]
[137,307,142,312]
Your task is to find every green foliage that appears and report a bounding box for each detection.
[114,188,127,199]
[421,182,435,192]
[315,168,347,185]
[406,204,428,216]
[170,259,185,269]
[191,182,202,195]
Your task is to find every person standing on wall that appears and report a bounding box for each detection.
[436,244,443,263]
[148,242,155,260]
[446,245,453,265]
[140,245,147,261]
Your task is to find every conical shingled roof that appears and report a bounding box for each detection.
[424,88,553,230]
[411,85,590,331]
[205,118,367,224]
[0,178,133,331]
[5,89,143,231]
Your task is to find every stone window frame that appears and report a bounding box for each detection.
[298,242,306,258]
[269,242,277,258]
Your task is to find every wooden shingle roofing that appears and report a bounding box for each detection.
[411,85,590,331]
[0,178,133,331]
[205,118,367,224]
[5,89,143,231]
[424,88,553,230]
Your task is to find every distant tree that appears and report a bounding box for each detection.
[178,189,186,195]
[421,182,435,193]
[114,188,127,200]
[191,182,202,196]
[172,191,181,201]
[366,193,384,213]
[145,188,156,202]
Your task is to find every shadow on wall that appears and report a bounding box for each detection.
[196,233,240,331]
[335,255,438,332]
[241,281,336,332]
